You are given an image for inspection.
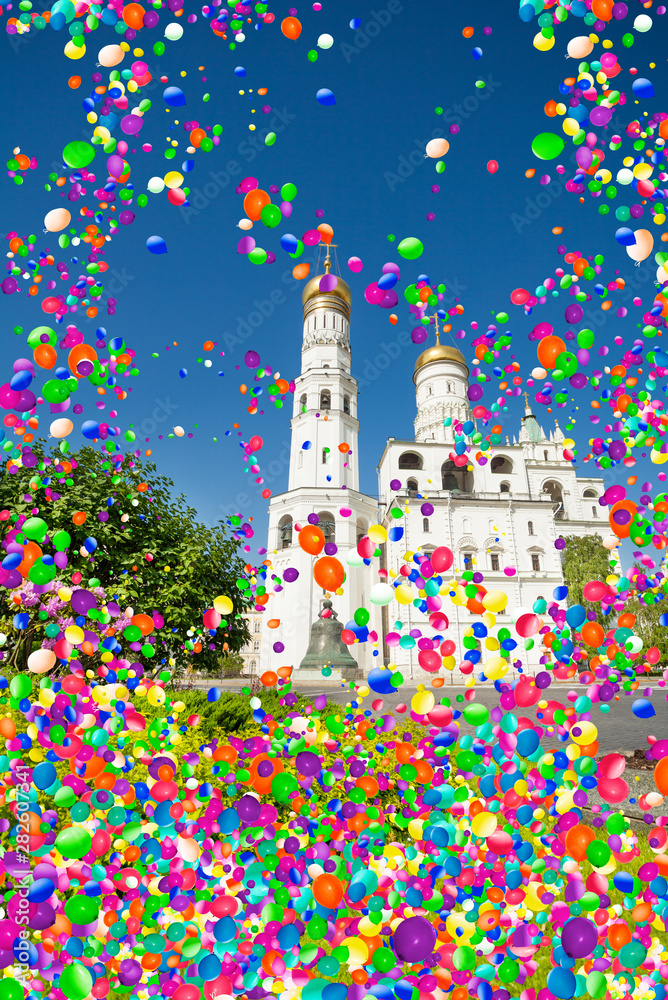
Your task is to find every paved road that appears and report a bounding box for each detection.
[294,682,667,758]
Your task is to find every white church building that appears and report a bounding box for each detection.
[261,257,605,678]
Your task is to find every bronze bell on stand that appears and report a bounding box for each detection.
[299,601,361,677]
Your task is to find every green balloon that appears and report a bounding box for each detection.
[622,32,634,47]
[397,236,424,260]
[65,896,99,924]
[27,325,56,348]
[531,131,565,161]
[452,945,476,971]
[372,947,395,972]
[22,516,48,541]
[619,942,647,968]
[0,983,28,1000]
[9,675,31,699]
[462,702,489,726]
[62,141,95,170]
[248,247,268,265]
[264,132,277,147]
[586,840,611,867]
[123,625,142,643]
[59,963,93,1000]
[55,826,92,859]
[280,182,297,202]
[586,972,607,999]
[354,607,370,627]
[498,959,519,983]
[43,379,70,404]
[260,203,281,228]
[29,558,57,585]
[577,328,595,350]
[52,530,71,551]
[555,351,578,376]
[270,771,298,803]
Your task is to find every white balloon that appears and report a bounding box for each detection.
[425,138,450,159]
[98,43,124,67]
[634,13,652,31]
[346,549,364,567]
[164,22,183,40]
[147,176,165,194]
[626,228,654,263]
[44,208,71,233]
[616,167,634,186]
[657,265,668,286]
[238,218,253,230]
[566,35,593,59]
[173,426,185,437]
[369,583,394,606]
[317,33,334,49]
[50,418,74,439]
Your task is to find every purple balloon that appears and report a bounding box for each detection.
[237,236,256,255]
[1,277,19,295]
[390,479,401,490]
[283,567,299,583]
[411,327,427,345]
[295,751,321,777]
[468,384,483,402]
[569,373,587,390]
[245,350,260,369]
[71,589,98,616]
[575,147,593,171]
[562,917,598,958]
[564,304,584,325]
[589,106,613,127]
[608,440,626,461]
[421,503,434,516]
[236,794,261,823]
[319,273,338,293]
[121,114,144,135]
[393,916,437,962]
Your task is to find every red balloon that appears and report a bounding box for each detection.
[313,556,345,591]
[510,288,530,305]
[430,545,453,572]
[487,159,499,174]
[418,649,441,672]
[357,535,375,558]
[341,629,356,645]
[582,580,607,602]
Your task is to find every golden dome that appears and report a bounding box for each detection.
[302,273,352,312]
[413,341,468,381]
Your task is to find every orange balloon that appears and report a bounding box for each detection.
[580,621,604,647]
[72,511,87,525]
[591,0,612,19]
[123,2,145,29]
[281,15,302,39]
[655,755,668,796]
[0,717,16,739]
[317,223,333,245]
[190,128,206,148]
[68,343,97,377]
[34,344,57,369]
[292,262,311,280]
[68,75,81,89]
[131,613,154,636]
[536,335,567,370]
[607,922,632,951]
[564,824,595,861]
[266,618,280,629]
[243,188,270,222]
[609,498,637,539]
[312,873,343,908]
[260,670,278,687]
[298,524,325,556]
[313,555,345,590]
[17,541,42,578]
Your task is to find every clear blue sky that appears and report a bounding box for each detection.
[1,1,666,552]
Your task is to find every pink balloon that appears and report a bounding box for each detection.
[364,282,385,305]
[418,649,441,672]
[348,256,363,273]
[431,546,453,572]
[516,613,541,638]
[239,176,259,193]
[583,580,607,602]
[598,752,626,779]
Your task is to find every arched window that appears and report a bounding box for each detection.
[462,517,471,534]
[583,489,598,498]
[592,506,598,518]
[254,620,261,634]
[343,395,350,414]
[427,387,433,396]
[500,481,511,494]
[249,660,256,673]
[320,391,331,411]
[490,553,499,572]
[300,394,307,410]
[399,452,423,470]
[317,512,335,545]
[543,480,565,518]
[491,455,513,475]
[528,521,534,536]
[441,460,472,492]
[423,517,430,533]
[407,478,418,496]
[279,516,293,549]
[544,450,548,461]
[323,364,330,370]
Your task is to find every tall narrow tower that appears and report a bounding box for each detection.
[261,248,378,676]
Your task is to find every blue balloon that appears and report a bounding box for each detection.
[367,666,396,694]
[615,227,636,247]
[198,953,222,980]
[632,698,655,719]
[566,604,586,628]
[81,420,100,440]
[234,65,247,77]
[547,968,576,1000]
[163,86,186,106]
[632,78,655,99]
[472,47,483,59]
[207,686,221,701]
[316,88,336,106]
[378,272,398,289]
[33,761,57,790]
[179,368,188,378]
[280,233,299,254]
[10,370,32,391]
[28,877,56,902]
[146,235,168,255]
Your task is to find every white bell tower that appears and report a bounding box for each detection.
[261,245,378,676]
[413,322,470,445]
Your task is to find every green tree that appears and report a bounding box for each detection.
[0,443,252,673]
[621,562,668,667]
[561,534,614,626]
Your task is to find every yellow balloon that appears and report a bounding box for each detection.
[633,162,653,180]
[395,584,414,605]
[651,449,668,465]
[64,625,84,645]
[484,656,509,680]
[368,524,387,544]
[213,595,234,615]
[65,40,86,59]
[533,32,555,51]
[408,818,424,841]
[411,690,435,715]
[571,720,598,745]
[482,590,508,613]
[164,171,184,189]
[341,937,368,965]
[471,812,497,838]
[563,118,581,137]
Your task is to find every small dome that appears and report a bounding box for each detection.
[413,342,468,381]
[302,273,352,312]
